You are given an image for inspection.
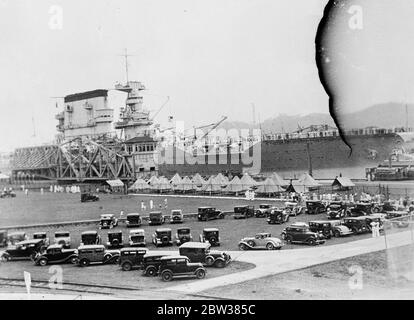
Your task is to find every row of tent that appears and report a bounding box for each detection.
[128,172,353,194]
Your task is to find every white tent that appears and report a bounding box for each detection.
[224,176,244,193]
[201,176,222,192]
[154,176,171,191]
[270,172,287,187]
[147,175,159,186]
[256,178,282,194]
[129,178,149,191]
[240,173,257,189]
[170,173,182,190]
[192,173,205,190]
[215,173,229,187]
[177,176,194,192]
[291,173,321,193]
[170,173,182,186]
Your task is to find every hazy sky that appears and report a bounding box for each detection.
[1,0,332,151]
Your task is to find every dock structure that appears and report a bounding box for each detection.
[11,137,134,183]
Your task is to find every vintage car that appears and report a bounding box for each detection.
[158,255,206,282]
[197,207,224,221]
[305,200,327,215]
[282,202,306,217]
[32,232,50,251]
[281,223,325,245]
[0,230,7,247]
[199,228,220,246]
[175,227,193,246]
[118,247,148,271]
[179,242,231,268]
[267,209,290,224]
[169,210,184,224]
[152,228,173,247]
[77,245,120,267]
[148,211,165,226]
[308,220,342,239]
[0,239,44,261]
[7,232,27,245]
[54,231,71,248]
[80,231,101,246]
[233,205,255,219]
[0,190,16,198]
[255,204,273,218]
[142,254,166,276]
[106,231,124,249]
[326,201,351,219]
[348,202,374,217]
[126,213,142,228]
[99,214,118,229]
[80,192,99,203]
[34,244,78,266]
[342,217,371,234]
[129,229,146,247]
[238,233,284,250]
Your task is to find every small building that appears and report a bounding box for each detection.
[332,177,355,191]
[106,179,125,193]
[124,136,158,179]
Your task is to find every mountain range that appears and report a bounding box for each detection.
[220,103,414,133]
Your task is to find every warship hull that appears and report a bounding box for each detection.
[158,132,412,179]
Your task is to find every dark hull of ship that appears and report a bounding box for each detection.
[158,133,408,179]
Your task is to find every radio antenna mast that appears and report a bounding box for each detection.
[118,48,134,83]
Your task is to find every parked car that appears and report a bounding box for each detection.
[77,245,120,267]
[99,214,118,229]
[0,190,16,198]
[0,239,44,261]
[32,232,49,251]
[54,231,71,248]
[348,202,374,217]
[342,217,371,234]
[283,202,306,217]
[281,223,325,245]
[238,233,284,250]
[179,242,231,268]
[129,229,146,247]
[148,211,165,226]
[106,231,124,249]
[200,228,220,246]
[331,222,354,238]
[34,244,78,266]
[118,247,148,271]
[267,209,290,224]
[175,227,193,246]
[126,213,142,228]
[255,204,273,218]
[169,210,184,224]
[80,231,101,246]
[305,200,327,215]
[158,255,206,281]
[7,232,27,245]
[197,207,224,221]
[152,228,173,247]
[80,192,99,202]
[326,201,351,219]
[308,220,341,239]
[233,205,255,219]
[0,230,7,247]
[142,254,166,276]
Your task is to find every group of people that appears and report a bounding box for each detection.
[139,198,169,211]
